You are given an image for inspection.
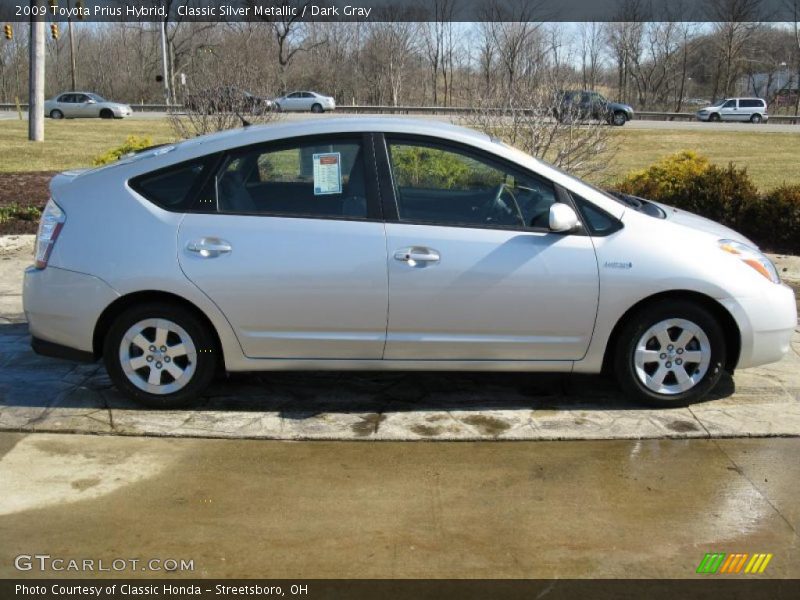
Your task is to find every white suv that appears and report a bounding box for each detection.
[696,98,768,123]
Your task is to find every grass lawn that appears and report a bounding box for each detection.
[0,118,176,173]
[0,117,798,191]
[597,128,800,190]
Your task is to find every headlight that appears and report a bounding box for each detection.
[718,239,780,283]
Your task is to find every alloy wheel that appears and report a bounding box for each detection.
[118,318,197,395]
[633,318,711,395]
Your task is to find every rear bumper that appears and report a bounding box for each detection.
[23,265,119,358]
[721,283,798,369]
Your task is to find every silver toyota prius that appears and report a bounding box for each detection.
[23,118,797,408]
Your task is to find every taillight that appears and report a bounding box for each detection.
[34,198,66,269]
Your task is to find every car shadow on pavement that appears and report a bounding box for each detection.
[0,322,736,416]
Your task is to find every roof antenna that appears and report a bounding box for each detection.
[234,108,251,127]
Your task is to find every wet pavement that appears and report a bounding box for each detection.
[0,431,798,578]
[2,235,800,441]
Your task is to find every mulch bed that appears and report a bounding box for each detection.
[0,171,57,234]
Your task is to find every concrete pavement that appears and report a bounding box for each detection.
[0,431,797,578]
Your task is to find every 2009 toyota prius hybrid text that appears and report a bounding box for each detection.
[23,119,797,408]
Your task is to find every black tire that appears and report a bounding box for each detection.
[613,300,726,407]
[274,103,282,113]
[709,113,721,122]
[311,103,323,113]
[611,111,627,126]
[100,108,114,119]
[50,109,64,119]
[103,302,218,408]
[750,113,763,124]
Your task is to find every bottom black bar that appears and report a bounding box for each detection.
[2,580,800,600]
[30,336,96,363]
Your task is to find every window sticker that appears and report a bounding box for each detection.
[313,152,342,195]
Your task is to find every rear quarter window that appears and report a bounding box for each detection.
[129,159,209,211]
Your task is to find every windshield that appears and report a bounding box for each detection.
[88,93,107,102]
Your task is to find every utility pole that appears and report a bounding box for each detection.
[160,19,171,106]
[67,0,77,91]
[29,0,45,142]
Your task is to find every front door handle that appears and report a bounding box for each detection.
[186,237,232,258]
[394,246,440,266]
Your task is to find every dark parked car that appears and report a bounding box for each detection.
[554,90,634,126]
[183,86,273,115]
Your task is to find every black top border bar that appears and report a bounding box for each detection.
[2,0,800,23]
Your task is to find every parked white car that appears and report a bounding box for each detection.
[44,92,133,119]
[696,98,768,123]
[23,119,796,408]
[273,91,335,113]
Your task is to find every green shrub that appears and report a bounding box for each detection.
[615,151,759,231]
[741,185,800,254]
[0,203,41,225]
[92,135,154,166]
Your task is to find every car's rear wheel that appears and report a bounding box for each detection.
[104,303,217,408]
[709,113,721,122]
[311,103,323,113]
[750,113,763,124]
[50,109,63,119]
[614,300,726,407]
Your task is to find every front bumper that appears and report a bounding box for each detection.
[23,266,119,358]
[721,283,797,370]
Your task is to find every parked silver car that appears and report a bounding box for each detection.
[696,98,768,123]
[273,91,335,113]
[23,119,796,408]
[44,92,133,119]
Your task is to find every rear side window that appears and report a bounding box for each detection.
[130,160,207,210]
[213,138,368,219]
[739,99,764,108]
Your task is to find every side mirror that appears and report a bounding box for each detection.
[549,203,580,233]
[86,98,96,104]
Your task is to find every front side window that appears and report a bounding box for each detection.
[214,138,368,219]
[722,99,737,108]
[387,140,559,229]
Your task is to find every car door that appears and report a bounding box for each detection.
[298,92,316,111]
[282,92,302,111]
[72,93,94,118]
[379,136,600,361]
[176,134,388,359]
[56,94,75,117]
[719,99,739,121]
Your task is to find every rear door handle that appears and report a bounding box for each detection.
[394,246,440,265]
[186,237,232,258]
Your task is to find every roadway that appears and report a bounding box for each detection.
[2,109,800,132]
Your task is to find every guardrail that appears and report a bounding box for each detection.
[2,102,799,123]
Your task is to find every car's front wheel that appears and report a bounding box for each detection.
[104,303,217,408]
[614,300,726,407]
[311,103,323,113]
[611,111,628,126]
